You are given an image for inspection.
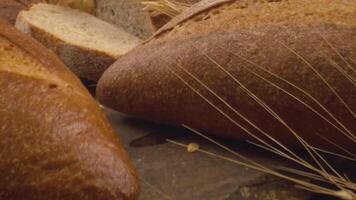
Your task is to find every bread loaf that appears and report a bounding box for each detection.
[97,0,356,152]
[0,20,138,199]
[16,3,142,81]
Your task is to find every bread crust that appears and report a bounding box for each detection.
[149,0,233,40]
[0,20,139,200]
[97,21,356,152]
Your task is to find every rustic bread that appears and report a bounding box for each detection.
[0,20,139,199]
[15,3,142,81]
[97,0,356,152]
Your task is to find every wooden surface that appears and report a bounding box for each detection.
[104,108,324,200]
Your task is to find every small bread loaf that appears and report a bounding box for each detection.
[0,20,138,199]
[16,3,142,81]
[97,0,356,152]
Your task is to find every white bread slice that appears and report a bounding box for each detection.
[95,0,155,39]
[15,3,142,81]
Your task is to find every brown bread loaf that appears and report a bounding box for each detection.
[97,0,356,152]
[0,20,139,199]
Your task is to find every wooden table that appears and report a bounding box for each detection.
[105,108,341,200]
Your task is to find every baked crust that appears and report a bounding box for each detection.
[0,20,139,200]
[97,0,356,152]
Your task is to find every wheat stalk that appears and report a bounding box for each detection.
[161,27,356,199]
[141,0,191,17]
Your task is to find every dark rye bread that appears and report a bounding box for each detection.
[97,0,356,152]
[0,20,138,200]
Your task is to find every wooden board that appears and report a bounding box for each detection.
[105,108,345,200]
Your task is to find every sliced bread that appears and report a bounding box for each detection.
[16,3,142,81]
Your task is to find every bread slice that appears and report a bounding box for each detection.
[97,0,356,152]
[16,3,142,81]
[0,19,138,199]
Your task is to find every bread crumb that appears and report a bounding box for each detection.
[187,143,199,153]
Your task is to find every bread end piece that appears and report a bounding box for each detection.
[16,3,142,81]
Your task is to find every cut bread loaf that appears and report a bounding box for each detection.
[97,0,356,152]
[0,20,139,199]
[16,3,142,81]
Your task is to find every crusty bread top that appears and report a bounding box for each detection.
[0,19,139,199]
[149,0,232,40]
[17,3,142,58]
[151,0,356,43]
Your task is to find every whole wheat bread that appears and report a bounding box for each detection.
[0,20,138,199]
[16,3,142,81]
[97,0,356,152]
